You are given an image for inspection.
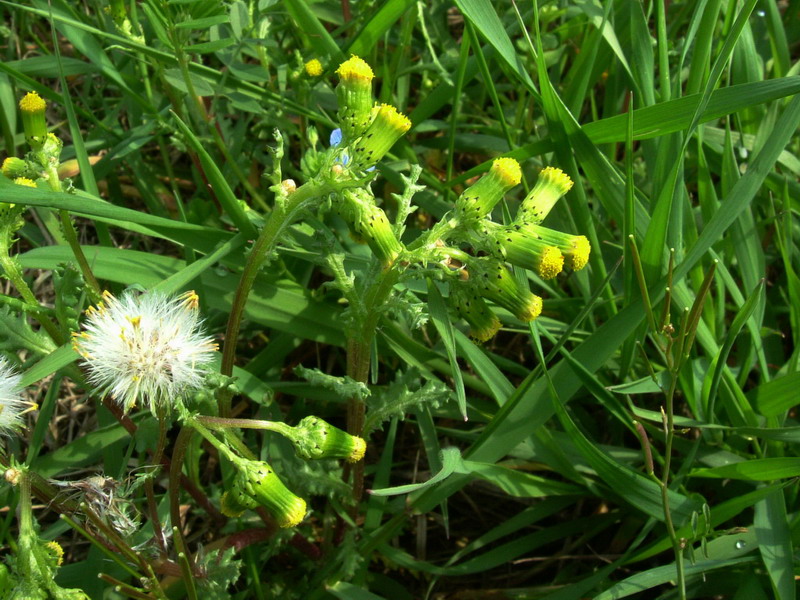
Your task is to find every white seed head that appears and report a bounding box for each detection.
[74,290,218,414]
[0,357,32,435]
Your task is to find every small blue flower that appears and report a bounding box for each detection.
[330,128,374,171]
[330,128,343,148]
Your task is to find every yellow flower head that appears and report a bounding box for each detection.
[336,55,374,81]
[519,167,574,224]
[19,92,46,115]
[490,158,522,188]
[44,541,64,567]
[2,157,28,178]
[456,158,522,221]
[349,104,412,168]
[567,235,591,270]
[374,103,411,134]
[305,59,323,77]
[13,177,37,188]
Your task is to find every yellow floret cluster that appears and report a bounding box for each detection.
[336,55,374,81]
[491,157,522,187]
[19,91,46,114]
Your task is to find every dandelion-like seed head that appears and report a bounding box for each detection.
[0,357,34,436]
[74,290,217,414]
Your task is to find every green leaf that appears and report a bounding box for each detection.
[170,112,256,237]
[184,38,236,54]
[462,460,582,497]
[282,0,343,61]
[750,372,800,417]
[692,458,800,481]
[328,583,387,600]
[20,345,80,387]
[347,0,415,57]
[454,0,538,95]
[426,279,466,419]
[583,79,800,143]
[755,488,795,600]
[175,15,230,29]
[368,447,462,496]
[33,419,140,478]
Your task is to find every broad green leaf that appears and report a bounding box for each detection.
[755,488,795,600]
[692,458,800,481]
[462,460,582,497]
[750,372,800,417]
[21,345,79,387]
[594,557,755,599]
[454,329,513,405]
[33,420,140,478]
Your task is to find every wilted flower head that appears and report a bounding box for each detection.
[0,357,35,435]
[73,290,217,414]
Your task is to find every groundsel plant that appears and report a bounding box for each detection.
[0,52,588,597]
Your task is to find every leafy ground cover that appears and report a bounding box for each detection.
[0,0,799,598]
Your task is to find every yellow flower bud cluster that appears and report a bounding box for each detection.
[445,161,590,341]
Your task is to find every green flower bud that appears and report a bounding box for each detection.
[455,158,522,221]
[336,55,375,143]
[465,257,542,322]
[1,179,29,251]
[42,132,63,160]
[106,0,127,23]
[219,489,251,518]
[349,103,411,169]
[229,459,307,528]
[336,188,402,266]
[449,283,501,342]
[18,92,48,151]
[522,224,591,271]
[292,415,366,462]
[517,166,573,224]
[1,157,29,179]
[482,222,564,280]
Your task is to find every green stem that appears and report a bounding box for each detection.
[168,426,196,590]
[346,267,402,502]
[218,178,332,416]
[145,411,169,554]
[62,514,143,580]
[187,417,243,465]
[45,166,102,304]
[197,415,294,438]
[0,253,63,344]
[660,372,686,599]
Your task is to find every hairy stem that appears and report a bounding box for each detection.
[219,179,331,416]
